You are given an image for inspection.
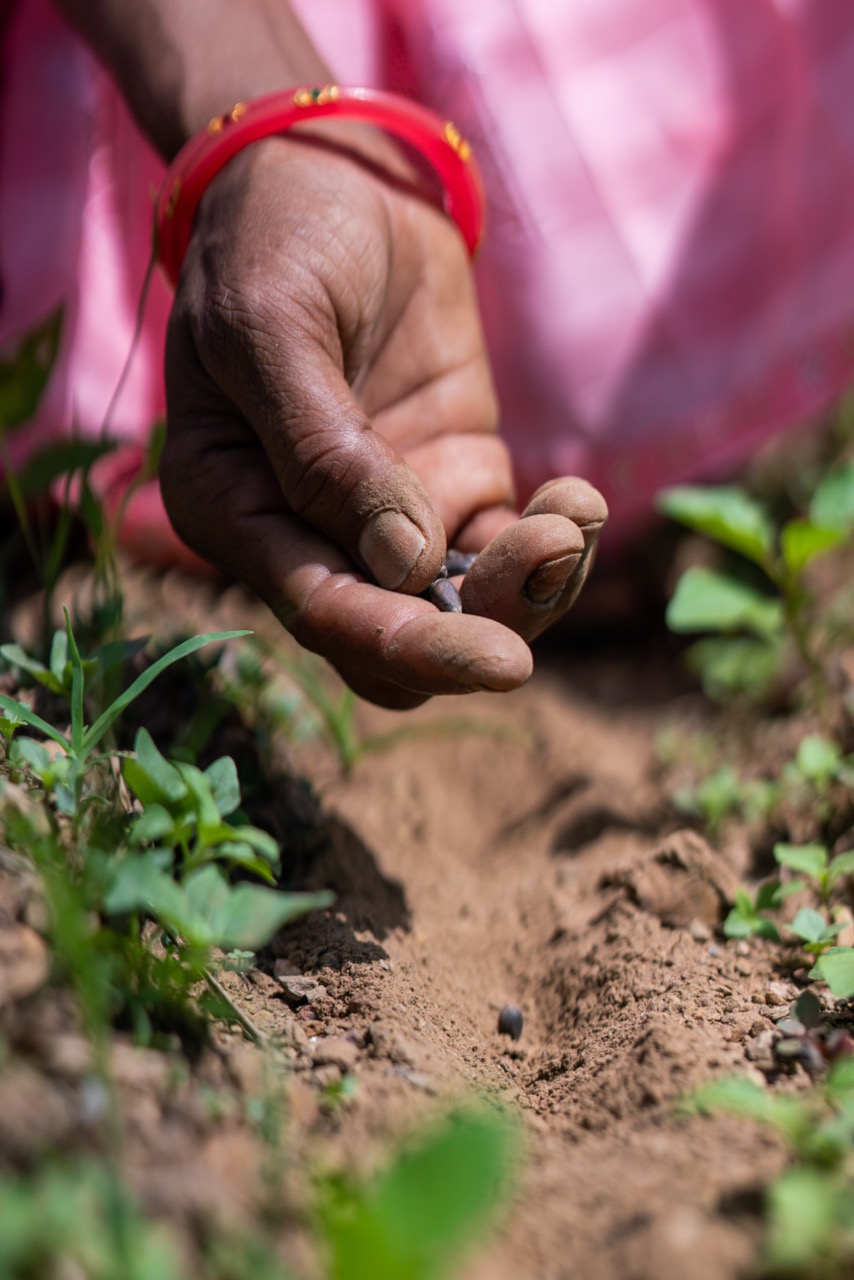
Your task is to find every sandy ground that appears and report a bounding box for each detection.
[0,560,818,1279]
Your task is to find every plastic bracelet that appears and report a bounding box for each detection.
[155,84,485,284]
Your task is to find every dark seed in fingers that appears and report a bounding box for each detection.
[444,549,478,577]
[497,1004,524,1040]
[427,578,463,613]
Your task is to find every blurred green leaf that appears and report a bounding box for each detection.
[809,461,854,531]
[320,1110,517,1280]
[810,947,854,997]
[0,309,62,430]
[666,567,784,637]
[780,518,845,575]
[204,755,241,817]
[774,843,828,880]
[656,485,774,565]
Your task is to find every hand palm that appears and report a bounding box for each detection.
[160,136,605,706]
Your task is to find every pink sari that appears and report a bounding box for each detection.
[3,0,854,554]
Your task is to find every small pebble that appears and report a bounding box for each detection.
[276,974,325,1005]
[498,1004,524,1041]
[688,918,712,943]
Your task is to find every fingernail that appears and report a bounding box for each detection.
[359,511,426,589]
[524,552,582,606]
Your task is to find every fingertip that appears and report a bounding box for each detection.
[460,513,585,632]
[524,476,609,539]
[385,612,533,693]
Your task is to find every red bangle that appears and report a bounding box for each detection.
[155,84,485,284]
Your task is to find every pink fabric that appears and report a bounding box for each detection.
[3,0,854,552]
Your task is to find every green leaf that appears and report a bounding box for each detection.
[321,1111,516,1280]
[684,634,784,702]
[176,764,222,835]
[829,850,854,884]
[723,911,779,941]
[63,610,85,756]
[0,308,62,429]
[0,643,62,694]
[780,519,845,575]
[666,567,784,637]
[683,1077,808,1145]
[10,736,53,775]
[774,842,828,880]
[104,854,189,930]
[656,485,775,565]
[217,882,334,951]
[767,1168,843,1272]
[80,630,251,757]
[182,865,333,950]
[755,879,805,911]
[123,728,188,807]
[0,694,68,750]
[809,461,854,531]
[796,734,842,788]
[809,947,854,997]
[211,842,277,884]
[13,437,116,501]
[826,1056,854,1104]
[790,907,838,945]
[48,630,68,686]
[204,756,241,817]
[229,824,279,863]
[130,804,176,845]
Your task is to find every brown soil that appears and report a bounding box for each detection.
[0,558,825,1279]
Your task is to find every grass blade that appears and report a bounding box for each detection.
[64,609,86,756]
[0,694,69,750]
[80,631,251,757]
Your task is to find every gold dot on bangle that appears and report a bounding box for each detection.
[293,84,341,108]
[443,121,472,162]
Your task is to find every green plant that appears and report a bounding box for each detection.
[723,882,794,941]
[775,841,854,906]
[673,762,779,835]
[315,1108,518,1280]
[657,467,854,704]
[0,617,332,1054]
[686,1063,854,1275]
[0,1159,182,1280]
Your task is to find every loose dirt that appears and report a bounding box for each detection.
[0,559,815,1278]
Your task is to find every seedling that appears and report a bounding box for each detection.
[657,465,854,705]
[673,763,779,836]
[789,906,846,956]
[775,841,854,906]
[686,1059,854,1275]
[723,881,801,942]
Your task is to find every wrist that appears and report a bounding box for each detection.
[52,0,331,159]
[156,87,485,283]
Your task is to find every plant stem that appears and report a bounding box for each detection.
[203,967,268,1046]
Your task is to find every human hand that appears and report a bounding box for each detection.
[160,129,606,708]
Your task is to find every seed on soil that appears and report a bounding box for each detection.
[497,1004,524,1040]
